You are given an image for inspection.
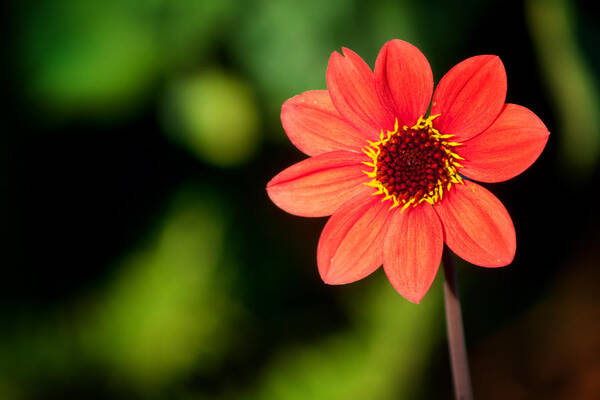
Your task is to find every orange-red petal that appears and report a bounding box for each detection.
[431,55,507,142]
[383,204,443,303]
[458,104,550,183]
[326,47,395,139]
[434,181,515,267]
[317,192,390,284]
[374,39,434,128]
[281,90,369,156]
[266,151,369,217]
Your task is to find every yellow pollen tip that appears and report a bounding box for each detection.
[400,198,414,212]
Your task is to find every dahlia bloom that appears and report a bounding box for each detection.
[267,40,549,303]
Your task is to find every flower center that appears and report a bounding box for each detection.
[362,115,464,211]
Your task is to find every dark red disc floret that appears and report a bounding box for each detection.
[376,128,452,201]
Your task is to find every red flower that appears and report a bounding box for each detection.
[267,40,549,303]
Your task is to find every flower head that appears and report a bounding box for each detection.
[267,40,549,303]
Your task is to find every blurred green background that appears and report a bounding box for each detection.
[2,0,600,399]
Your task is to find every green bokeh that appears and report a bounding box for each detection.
[0,187,243,396]
[527,0,600,174]
[162,71,260,167]
[233,276,443,400]
[83,187,241,388]
[18,0,236,118]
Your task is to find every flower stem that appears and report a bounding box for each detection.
[442,248,473,400]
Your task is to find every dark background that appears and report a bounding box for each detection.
[2,0,600,399]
